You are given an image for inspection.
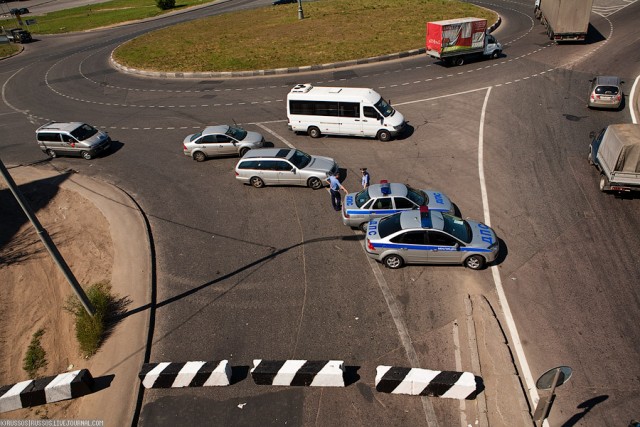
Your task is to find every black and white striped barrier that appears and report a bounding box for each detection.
[375,366,477,399]
[139,360,231,388]
[251,360,345,387]
[0,369,94,413]
[488,16,502,33]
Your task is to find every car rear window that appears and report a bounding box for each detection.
[595,86,619,95]
[378,213,403,238]
[355,189,370,207]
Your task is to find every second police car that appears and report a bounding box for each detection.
[342,180,454,231]
[365,207,499,270]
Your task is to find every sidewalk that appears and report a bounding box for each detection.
[1,165,151,426]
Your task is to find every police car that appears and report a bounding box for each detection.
[365,207,499,270]
[342,181,454,230]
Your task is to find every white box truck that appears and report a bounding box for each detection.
[287,84,406,142]
[589,124,640,193]
[426,17,502,66]
[534,0,593,42]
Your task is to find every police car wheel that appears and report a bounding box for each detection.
[250,176,265,188]
[358,222,368,232]
[81,151,92,160]
[46,149,57,159]
[383,254,404,269]
[308,127,321,138]
[465,255,485,270]
[308,177,322,190]
[377,130,391,142]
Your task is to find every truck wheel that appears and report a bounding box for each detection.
[308,126,321,138]
[491,50,500,59]
[46,149,57,159]
[587,151,594,165]
[455,57,465,66]
[599,174,609,192]
[377,130,391,142]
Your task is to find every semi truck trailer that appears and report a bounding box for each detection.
[426,17,502,66]
[534,0,593,41]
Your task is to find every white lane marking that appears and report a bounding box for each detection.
[361,243,439,427]
[630,75,639,124]
[452,320,467,427]
[478,87,540,410]
[255,123,295,149]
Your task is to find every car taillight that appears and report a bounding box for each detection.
[616,95,621,101]
[183,144,187,151]
[235,171,239,176]
[367,239,375,251]
[343,208,349,218]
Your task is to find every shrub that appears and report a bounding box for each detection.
[156,0,175,11]
[23,329,48,378]
[64,281,114,357]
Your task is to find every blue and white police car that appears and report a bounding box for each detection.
[342,181,454,230]
[364,207,499,270]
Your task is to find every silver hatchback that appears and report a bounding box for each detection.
[183,125,264,162]
[235,148,339,189]
[588,76,623,110]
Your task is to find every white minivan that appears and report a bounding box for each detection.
[287,84,406,142]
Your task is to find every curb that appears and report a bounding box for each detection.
[139,361,231,388]
[0,369,94,413]
[109,49,427,80]
[251,360,345,387]
[375,366,477,399]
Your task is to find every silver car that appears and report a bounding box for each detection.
[36,122,111,160]
[183,125,264,162]
[235,148,339,189]
[342,181,454,230]
[365,208,499,270]
[588,76,623,110]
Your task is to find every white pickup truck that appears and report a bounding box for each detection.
[589,124,640,193]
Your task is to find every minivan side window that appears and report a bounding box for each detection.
[238,160,259,169]
[38,132,62,142]
[363,106,379,119]
[274,161,293,171]
[61,134,76,143]
[340,102,360,118]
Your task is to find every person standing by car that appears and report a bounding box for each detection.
[326,172,348,211]
[360,168,370,189]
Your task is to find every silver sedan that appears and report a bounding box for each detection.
[183,125,264,162]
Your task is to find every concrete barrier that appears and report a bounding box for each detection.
[375,366,477,399]
[139,360,231,388]
[251,360,345,387]
[0,369,94,413]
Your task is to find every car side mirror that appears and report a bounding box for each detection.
[291,168,296,174]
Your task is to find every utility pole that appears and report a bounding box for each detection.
[0,159,95,316]
[297,0,304,20]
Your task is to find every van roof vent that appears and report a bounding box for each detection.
[328,88,343,93]
[291,83,313,93]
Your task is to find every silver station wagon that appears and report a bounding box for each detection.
[365,207,499,270]
[235,148,339,189]
[183,125,264,162]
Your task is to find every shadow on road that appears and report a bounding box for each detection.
[561,395,608,426]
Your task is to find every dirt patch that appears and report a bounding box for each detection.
[0,173,113,419]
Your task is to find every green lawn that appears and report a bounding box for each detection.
[0,43,20,57]
[0,0,214,34]
[114,0,496,72]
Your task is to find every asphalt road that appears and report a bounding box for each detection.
[0,0,639,425]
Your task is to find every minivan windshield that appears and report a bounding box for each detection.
[226,126,248,141]
[289,149,312,169]
[70,124,99,141]
[374,97,395,118]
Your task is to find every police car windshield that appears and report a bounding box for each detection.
[441,213,472,243]
[374,97,395,118]
[354,189,370,207]
[70,124,98,141]
[406,187,427,206]
[378,213,403,238]
[289,150,312,169]
[226,126,248,141]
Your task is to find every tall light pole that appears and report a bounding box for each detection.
[0,158,95,316]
